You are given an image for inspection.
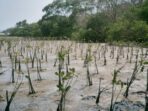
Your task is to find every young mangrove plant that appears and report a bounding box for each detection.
[9,53,15,83]
[56,68,75,111]
[36,57,42,81]
[0,60,2,68]
[67,48,70,65]
[124,61,140,98]
[110,46,115,59]
[145,69,148,111]
[57,47,67,87]
[86,45,93,86]
[18,58,21,73]
[5,76,23,111]
[14,52,18,70]
[25,58,36,94]
[96,78,108,106]
[45,52,48,62]
[27,45,36,68]
[39,59,42,71]
[94,51,99,74]
[110,67,124,111]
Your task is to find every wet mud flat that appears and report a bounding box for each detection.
[0,38,148,111]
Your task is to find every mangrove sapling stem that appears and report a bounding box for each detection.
[126,53,129,60]
[10,56,15,83]
[110,84,115,111]
[80,48,83,59]
[39,59,42,71]
[54,58,57,67]
[129,47,133,63]
[45,52,48,62]
[5,78,22,111]
[14,55,17,70]
[114,82,123,104]
[37,58,42,81]
[110,46,114,59]
[58,63,62,87]
[110,84,123,111]
[104,56,107,66]
[129,54,132,63]
[18,58,21,73]
[116,54,119,64]
[84,53,88,67]
[0,60,2,67]
[131,47,133,56]
[145,49,148,58]
[66,64,69,74]
[140,57,143,66]
[74,44,77,60]
[94,54,99,74]
[20,47,23,56]
[11,68,15,83]
[98,51,100,60]
[25,58,35,94]
[41,50,44,60]
[127,45,130,53]
[67,52,70,65]
[124,62,139,98]
[56,67,75,111]
[122,48,125,58]
[57,48,66,87]
[30,49,36,68]
[96,78,107,105]
[84,46,93,86]
[141,48,144,58]
[110,66,124,111]
[145,69,148,111]
[87,64,92,86]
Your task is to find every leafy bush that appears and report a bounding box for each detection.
[107,19,148,43]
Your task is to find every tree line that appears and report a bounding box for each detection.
[3,0,148,45]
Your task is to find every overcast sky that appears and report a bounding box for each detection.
[0,0,53,31]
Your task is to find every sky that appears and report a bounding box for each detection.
[0,0,53,31]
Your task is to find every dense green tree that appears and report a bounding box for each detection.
[39,15,73,38]
[3,0,148,46]
[85,14,108,42]
[107,19,148,43]
[138,0,148,23]
[9,21,42,37]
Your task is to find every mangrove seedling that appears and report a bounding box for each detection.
[124,62,140,98]
[145,69,148,111]
[5,77,23,111]
[96,78,108,105]
[56,68,75,111]
[25,58,36,94]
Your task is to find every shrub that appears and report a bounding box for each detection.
[107,19,148,43]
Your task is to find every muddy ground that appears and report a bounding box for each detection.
[0,38,148,111]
